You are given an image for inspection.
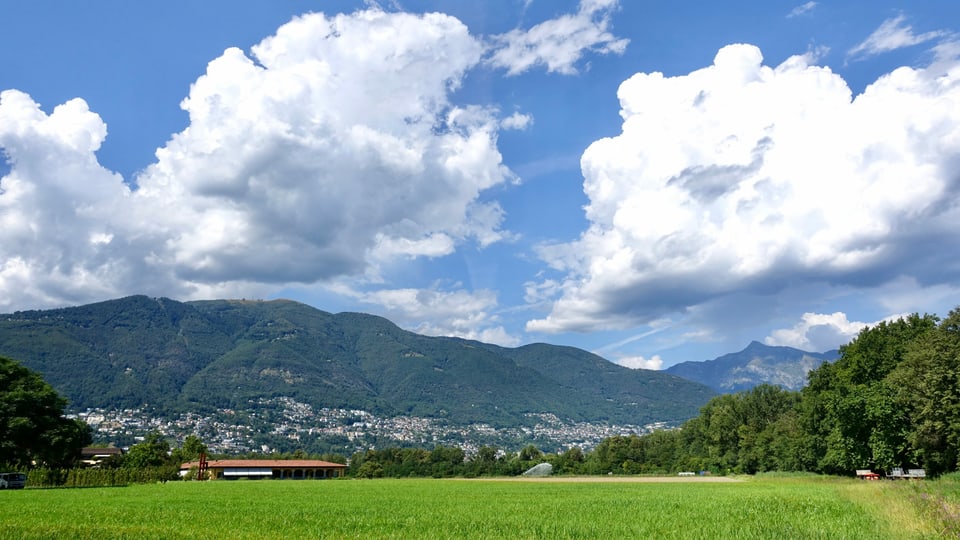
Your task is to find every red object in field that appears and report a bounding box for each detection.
[198,452,208,481]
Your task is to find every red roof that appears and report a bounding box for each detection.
[180,459,346,470]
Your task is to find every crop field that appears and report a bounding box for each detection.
[0,475,954,539]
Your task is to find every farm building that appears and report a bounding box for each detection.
[179,459,346,480]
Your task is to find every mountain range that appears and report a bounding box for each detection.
[665,340,840,393]
[0,296,717,428]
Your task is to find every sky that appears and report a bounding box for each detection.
[2,1,960,370]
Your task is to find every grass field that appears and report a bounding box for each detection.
[0,475,954,539]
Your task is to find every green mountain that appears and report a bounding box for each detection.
[664,341,840,393]
[0,296,715,427]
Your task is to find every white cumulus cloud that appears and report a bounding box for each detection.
[527,43,960,334]
[136,10,512,284]
[0,90,145,309]
[501,111,533,130]
[358,286,519,346]
[611,354,663,370]
[764,312,868,352]
[0,10,522,312]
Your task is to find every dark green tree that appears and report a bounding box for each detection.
[468,445,499,476]
[693,393,743,472]
[430,445,465,477]
[518,444,543,462]
[584,435,645,474]
[889,308,960,475]
[553,446,585,474]
[354,460,384,479]
[38,418,94,469]
[675,385,799,474]
[801,314,937,473]
[734,385,801,473]
[753,408,809,472]
[123,431,173,469]
[640,430,681,473]
[0,356,92,468]
[171,435,208,464]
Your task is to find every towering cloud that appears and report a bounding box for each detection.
[529,44,960,334]
[0,10,514,311]
[136,10,512,284]
[0,91,134,307]
[0,3,628,333]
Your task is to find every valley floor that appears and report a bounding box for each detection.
[2,476,951,539]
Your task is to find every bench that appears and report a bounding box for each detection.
[856,469,880,480]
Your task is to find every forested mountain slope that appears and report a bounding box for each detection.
[0,296,715,427]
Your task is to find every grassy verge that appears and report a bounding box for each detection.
[906,473,960,537]
[0,476,945,539]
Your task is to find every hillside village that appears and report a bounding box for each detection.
[73,397,669,456]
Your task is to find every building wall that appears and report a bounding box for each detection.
[207,467,343,480]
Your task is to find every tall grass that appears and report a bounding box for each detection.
[0,477,942,539]
[906,474,960,537]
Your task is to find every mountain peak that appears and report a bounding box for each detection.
[665,342,840,393]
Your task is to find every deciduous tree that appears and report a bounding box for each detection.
[889,308,960,474]
[0,356,91,468]
[123,431,173,469]
[171,434,208,464]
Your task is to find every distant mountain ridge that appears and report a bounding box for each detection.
[0,296,715,427]
[664,341,840,393]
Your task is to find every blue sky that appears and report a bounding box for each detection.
[2,1,960,369]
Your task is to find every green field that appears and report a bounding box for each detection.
[0,476,953,539]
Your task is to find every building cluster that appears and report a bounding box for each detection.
[72,397,671,455]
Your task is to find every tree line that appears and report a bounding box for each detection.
[580,309,960,477]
